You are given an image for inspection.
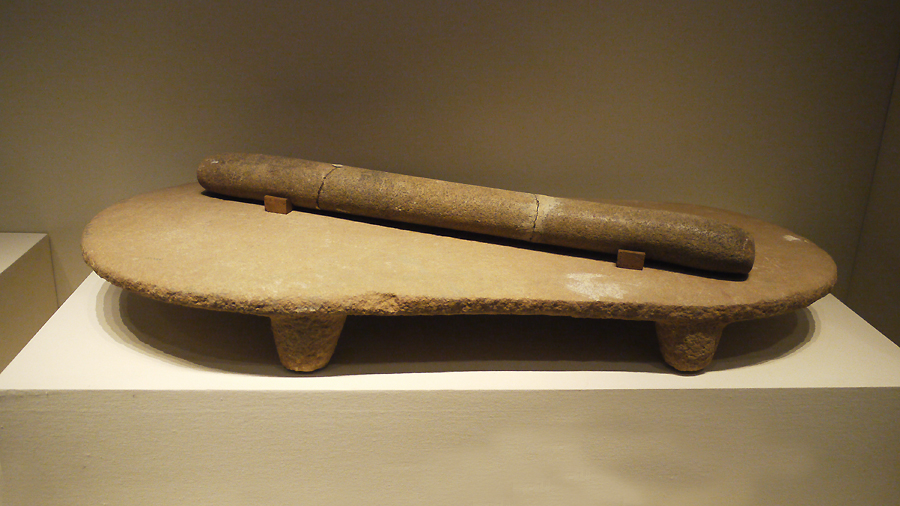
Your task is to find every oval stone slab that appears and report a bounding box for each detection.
[82,184,836,372]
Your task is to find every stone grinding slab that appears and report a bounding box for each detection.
[82,183,836,372]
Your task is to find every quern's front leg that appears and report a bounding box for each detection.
[655,319,727,372]
[270,314,347,372]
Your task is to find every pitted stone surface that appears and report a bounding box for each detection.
[270,314,345,372]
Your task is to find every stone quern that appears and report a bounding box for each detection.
[82,158,836,373]
[198,153,755,275]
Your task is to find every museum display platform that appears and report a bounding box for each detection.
[0,233,57,371]
[1,273,899,505]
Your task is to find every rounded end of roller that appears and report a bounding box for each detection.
[197,153,243,193]
[708,225,755,275]
[731,232,756,275]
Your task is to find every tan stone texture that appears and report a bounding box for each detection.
[655,319,727,372]
[82,184,836,372]
[197,153,334,209]
[319,166,537,241]
[270,314,345,372]
[532,196,754,274]
[197,154,755,274]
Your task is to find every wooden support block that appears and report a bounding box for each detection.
[264,195,292,214]
[617,249,645,270]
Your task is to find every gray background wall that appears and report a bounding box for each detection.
[2,1,899,343]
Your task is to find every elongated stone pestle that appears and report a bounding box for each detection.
[197,153,755,274]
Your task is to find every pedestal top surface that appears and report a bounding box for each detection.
[82,184,835,323]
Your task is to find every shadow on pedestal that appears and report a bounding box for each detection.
[97,283,812,377]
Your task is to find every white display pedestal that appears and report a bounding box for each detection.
[0,233,57,371]
[2,273,899,505]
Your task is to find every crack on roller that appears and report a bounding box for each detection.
[529,193,540,242]
[316,165,340,210]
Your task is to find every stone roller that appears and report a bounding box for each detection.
[197,153,755,275]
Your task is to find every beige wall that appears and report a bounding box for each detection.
[847,60,900,345]
[2,2,899,311]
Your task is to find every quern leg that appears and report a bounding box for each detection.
[270,314,347,372]
[655,319,727,372]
